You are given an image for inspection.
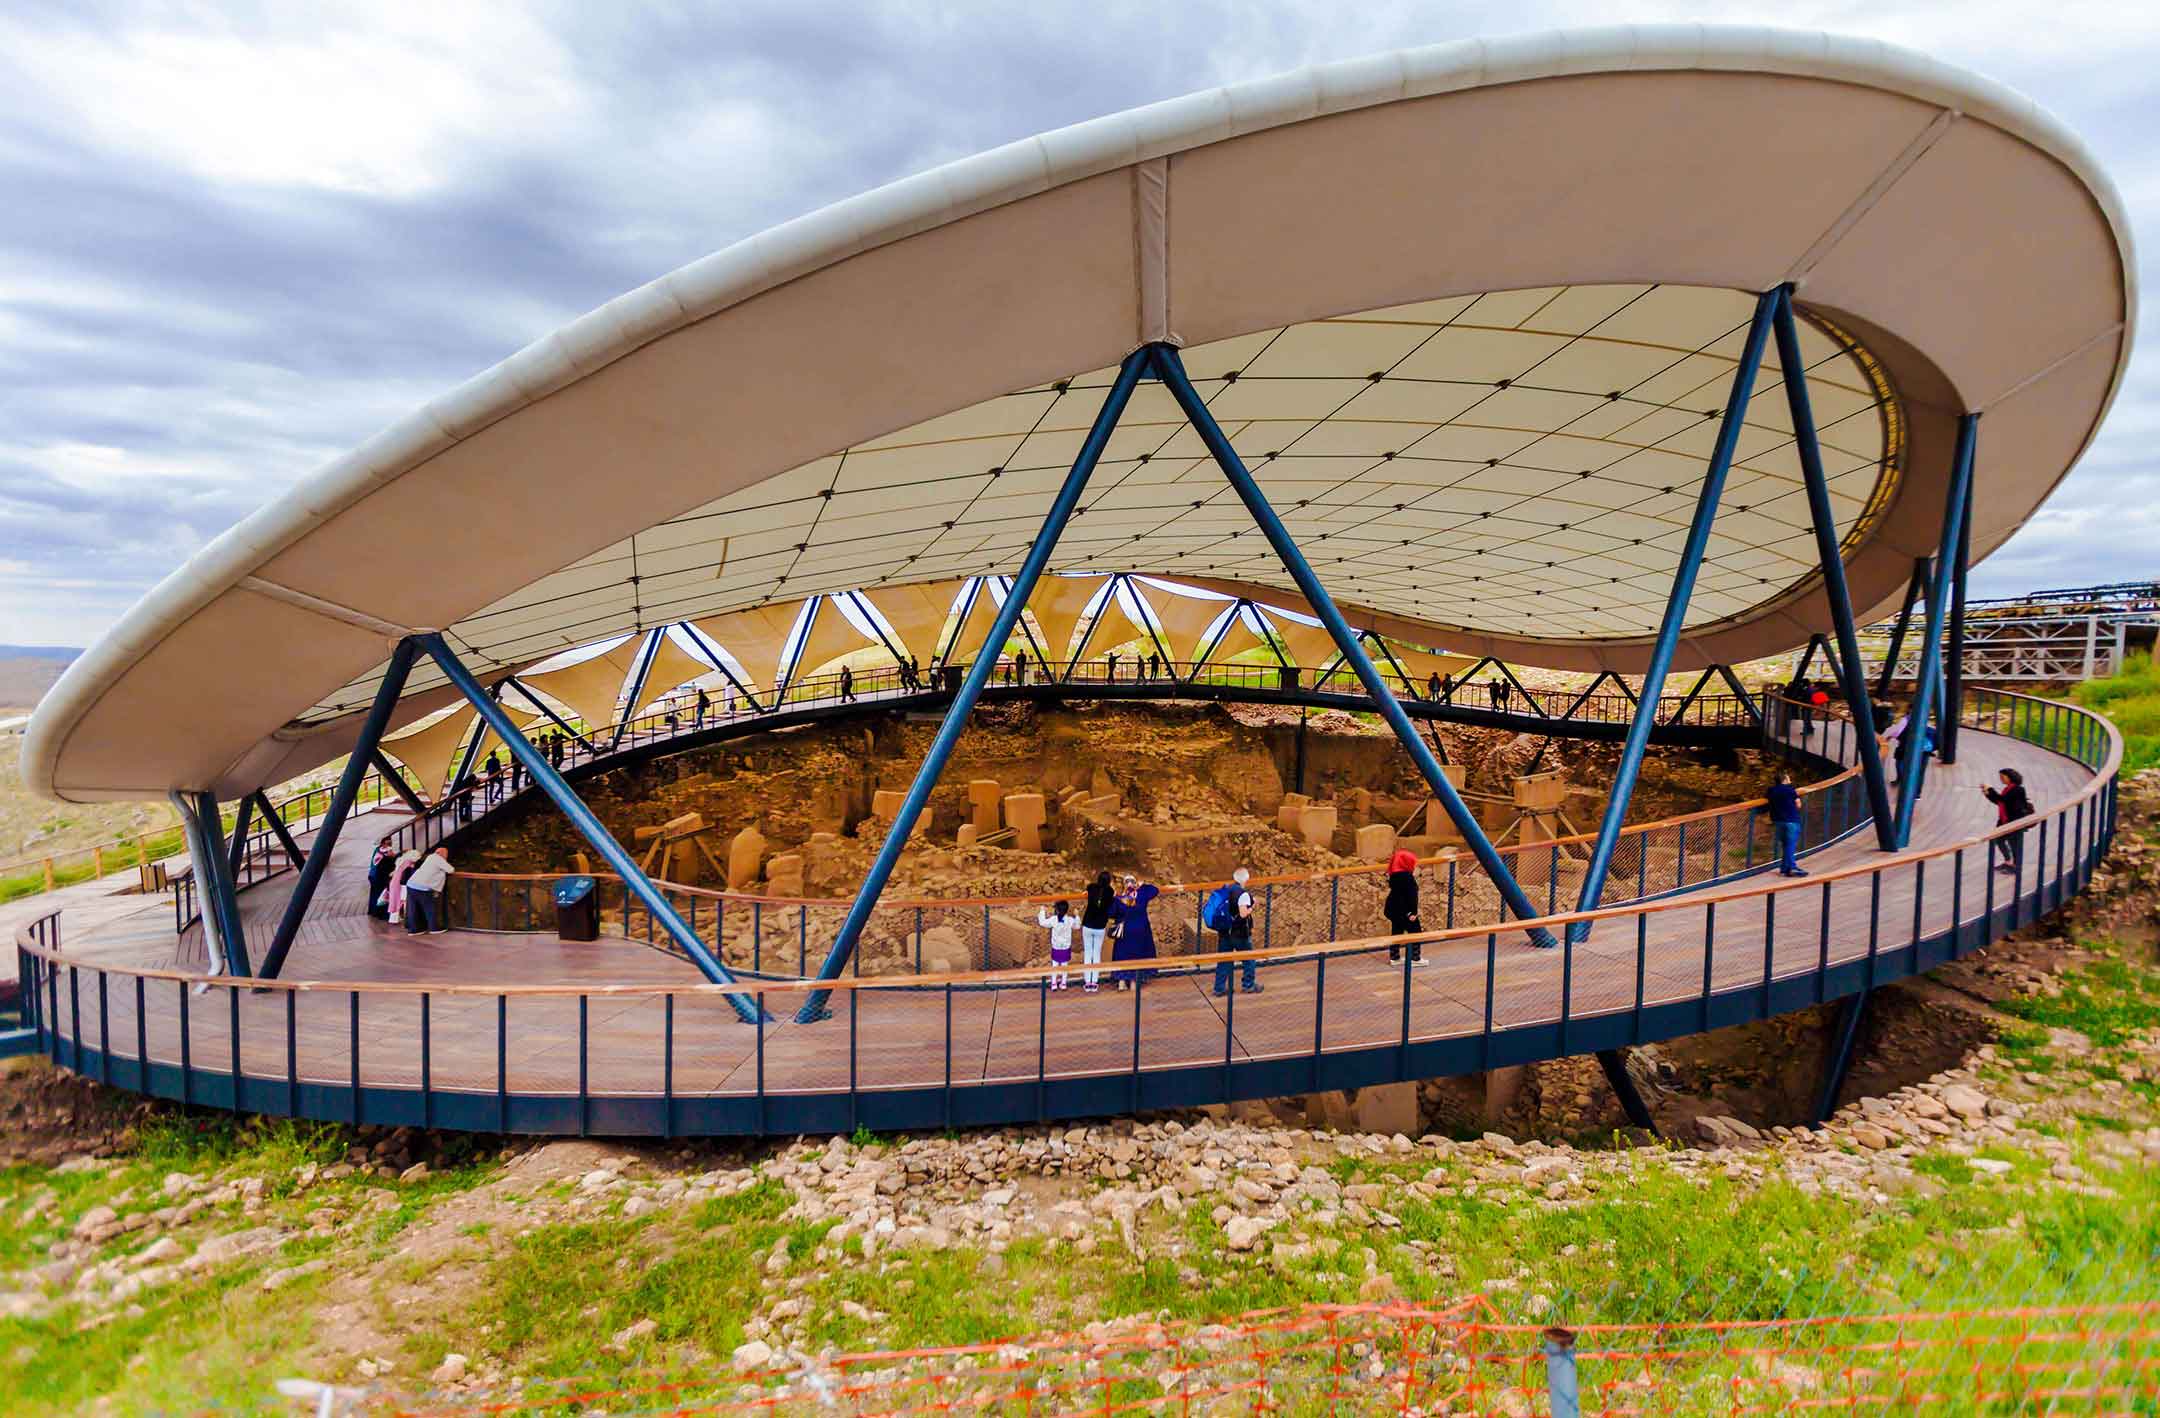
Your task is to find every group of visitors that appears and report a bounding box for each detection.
[367,842,455,934]
[1766,759,2034,879]
[1039,852,1439,995]
[1038,870,1161,992]
[1098,651,1167,681]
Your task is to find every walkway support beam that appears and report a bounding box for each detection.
[1942,474,1974,764]
[1570,288,1779,941]
[1893,415,1977,846]
[187,791,253,977]
[677,620,765,714]
[369,751,429,814]
[611,630,661,749]
[1776,285,1896,850]
[792,350,1154,1020]
[1595,1049,1656,1133]
[417,634,761,1022]
[1875,560,1928,698]
[505,677,596,752]
[1813,989,1870,1124]
[1151,342,1559,948]
[254,791,306,871]
[258,638,418,980]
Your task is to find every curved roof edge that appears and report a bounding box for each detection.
[25,23,2138,801]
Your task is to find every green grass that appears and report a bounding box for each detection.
[2073,652,2160,773]
[1996,948,2160,1053]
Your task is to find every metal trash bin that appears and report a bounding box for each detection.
[553,876,599,942]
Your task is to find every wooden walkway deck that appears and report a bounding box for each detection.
[17,699,2111,1134]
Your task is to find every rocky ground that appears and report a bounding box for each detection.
[0,769,2149,1413]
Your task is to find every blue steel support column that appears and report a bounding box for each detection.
[417,634,761,1022]
[1776,285,1897,850]
[792,350,1152,1021]
[1942,473,1974,765]
[258,638,418,980]
[1150,343,1558,948]
[1893,415,1977,846]
[189,791,254,977]
[1568,288,1780,941]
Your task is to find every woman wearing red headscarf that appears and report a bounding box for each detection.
[1384,848,1423,965]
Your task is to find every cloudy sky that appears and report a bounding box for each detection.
[1,1,2154,648]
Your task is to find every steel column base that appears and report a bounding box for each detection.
[1812,990,1870,1125]
[1595,1048,1657,1133]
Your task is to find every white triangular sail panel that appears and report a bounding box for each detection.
[515,641,645,734]
[28,28,2132,801]
[790,597,883,680]
[1139,585,1236,663]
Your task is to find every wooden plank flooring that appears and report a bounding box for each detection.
[33,728,2091,1102]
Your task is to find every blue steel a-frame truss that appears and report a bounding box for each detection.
[201,288,1973,1035]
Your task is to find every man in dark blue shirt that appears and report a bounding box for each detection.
[1768,769,1805,877]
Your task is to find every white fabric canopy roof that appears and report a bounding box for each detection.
[26,25,2134,801]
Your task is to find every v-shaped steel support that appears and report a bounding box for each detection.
[1569,288,1779,943]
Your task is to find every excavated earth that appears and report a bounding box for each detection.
[454,701,1785,907]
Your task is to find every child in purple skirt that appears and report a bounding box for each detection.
[1038,900,1076,991]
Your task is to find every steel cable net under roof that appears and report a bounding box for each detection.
[326,281,1892,728]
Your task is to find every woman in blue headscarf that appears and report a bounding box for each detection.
[1109,871,1160,989]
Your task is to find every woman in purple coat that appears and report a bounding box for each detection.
[1109,872,1159,989]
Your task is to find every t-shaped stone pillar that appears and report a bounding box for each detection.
[1003,792,1047,852]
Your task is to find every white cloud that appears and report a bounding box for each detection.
[0,0,2152,651]
[0,3,585,197]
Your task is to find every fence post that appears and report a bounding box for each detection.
[1543,1328,1581,1418]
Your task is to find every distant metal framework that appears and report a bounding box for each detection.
[1852,579,2159,685]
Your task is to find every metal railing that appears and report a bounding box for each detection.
[420,709,1866,982]
[15,687,2113,1136]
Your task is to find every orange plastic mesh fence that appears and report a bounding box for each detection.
[390,1295,2160,1416]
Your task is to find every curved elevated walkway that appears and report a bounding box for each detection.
[14,689,2117,1136]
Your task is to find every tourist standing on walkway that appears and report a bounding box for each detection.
[1110,873,1159,988]
[1038,899,1076,990]
[1080,870,1115,992]
[386,848,420,928]
[1208,868,1260,996]
[695,687,709,726]
[1384,849,1423,964]
[1146,651,1160,680]
[405,846,454,935]
[483,749,503,805]
[1769,769,1805,877]
[366,842,397,920]
[1105,650,1118,682]
[839,666,856,702]
[1014,650,1029,685]
[1984,768,2034,874]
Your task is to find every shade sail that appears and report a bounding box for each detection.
[27,25,2134,801]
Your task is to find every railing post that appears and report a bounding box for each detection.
[1482,933,1498,1063]
[1761,894,1776,1016]
[497,994,508,1132]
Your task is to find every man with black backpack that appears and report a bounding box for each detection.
[1206,867,1261,996]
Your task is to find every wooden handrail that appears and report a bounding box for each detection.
[422,696,1858,913]
[26,688,2118,1000]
